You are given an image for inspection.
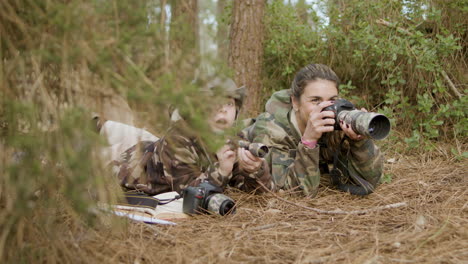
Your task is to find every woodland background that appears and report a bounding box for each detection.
[0,0,466,263]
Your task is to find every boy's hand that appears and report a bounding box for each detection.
[238,148,263,173]
[216,145,236,176]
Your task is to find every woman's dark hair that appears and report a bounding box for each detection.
[290,63,340,99]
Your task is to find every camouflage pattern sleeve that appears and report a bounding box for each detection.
[320,132,384,194]
[229,159,274,194]
[114,137,234,195]
[268,142,322,197]
[245,112,322,197]
[158,134,233,193]
[346,138,384,189]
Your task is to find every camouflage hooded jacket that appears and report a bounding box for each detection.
[113,119,273,196]
[242,89,384,197]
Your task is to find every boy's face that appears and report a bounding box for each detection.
[209,98,237,133]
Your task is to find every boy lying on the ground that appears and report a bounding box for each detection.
[97,77,274,196]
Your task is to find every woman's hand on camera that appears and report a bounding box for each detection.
[302,101,336,142]
[340,107,368,141]
[216,145,236,176]
[238,148,263,173]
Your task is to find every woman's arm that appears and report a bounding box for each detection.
[244,115,322,197]
[346,139,384,189]
[269,142,322,197]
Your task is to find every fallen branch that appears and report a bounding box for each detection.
[258,181,407,215]
[147,225,177,240]
[441,70,463,99]
[247,222,292,231]
[376,18,412,36]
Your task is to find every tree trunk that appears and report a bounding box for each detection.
[228,0,265,115]
[169,0,199,79]
[160,0,169,68]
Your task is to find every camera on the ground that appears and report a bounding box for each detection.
[182,181,236,216]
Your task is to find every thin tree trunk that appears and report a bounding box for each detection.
[327,0,347,29]
[228,0,265,115]
[216,0,228,61]
[169,0,199,78]
[296,0,308,24]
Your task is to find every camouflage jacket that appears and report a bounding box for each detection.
[113,120,273,195]
[242,89,384,197]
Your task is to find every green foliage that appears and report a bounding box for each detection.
[263,1,324,96]
[380,173,393,184]
[339,81,366,107]
[1,99,119,262]
[451,148,468,161]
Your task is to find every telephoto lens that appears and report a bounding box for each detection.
[205,193,236,216]
[338,110,390,140]
[323,99,391,140]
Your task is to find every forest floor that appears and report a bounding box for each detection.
[54,154,467,264]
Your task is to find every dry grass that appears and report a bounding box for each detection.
[20,154,466,264]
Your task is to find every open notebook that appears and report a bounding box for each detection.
[109,191,189,225]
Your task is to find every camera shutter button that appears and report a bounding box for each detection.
[195,189,204,199]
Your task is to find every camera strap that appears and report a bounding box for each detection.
[330,137,375,196]
[120,190,182,209]
[119,191,160,209]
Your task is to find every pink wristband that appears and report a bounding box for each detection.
[301,137,317,149]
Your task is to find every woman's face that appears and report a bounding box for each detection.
[209,98,237,133]
[292,79,338,132]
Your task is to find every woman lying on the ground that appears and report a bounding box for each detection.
[98,77,273,196]
[242,63,384,197]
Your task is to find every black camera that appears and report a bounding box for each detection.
[182,181,236,216]
[323,99,391,140]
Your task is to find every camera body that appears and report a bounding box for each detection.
[182,181,236,216]
[323,99,391,140]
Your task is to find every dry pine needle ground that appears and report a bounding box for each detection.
[26,154,467,264]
